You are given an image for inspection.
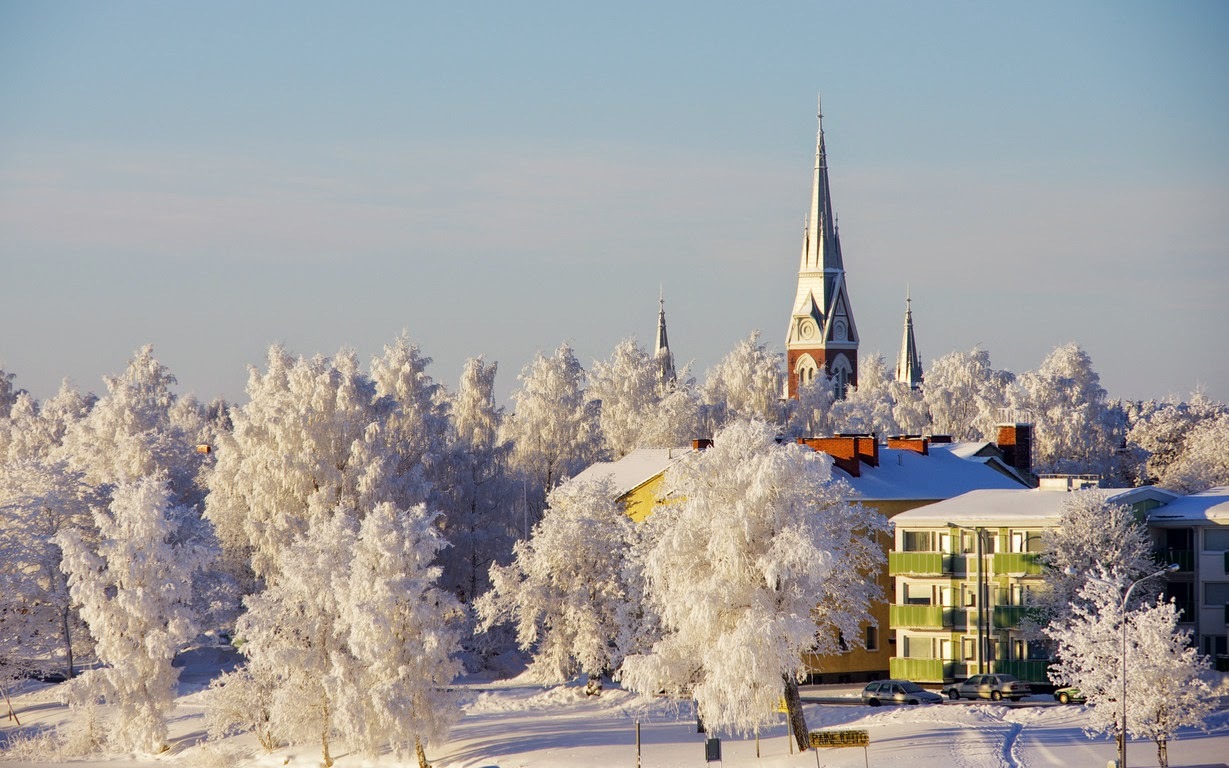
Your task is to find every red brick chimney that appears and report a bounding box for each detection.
[796,434,878,476]
[887,435,929,455]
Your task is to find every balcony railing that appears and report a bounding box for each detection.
[992,604,1033,629]
[1155,548,1194,572]
[890,604,967,629]
[889,657,952,683]
[991,659,1051,684]
[992,552,1043,576]
[888,551,951,576]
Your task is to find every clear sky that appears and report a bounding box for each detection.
[2,1,1227,407]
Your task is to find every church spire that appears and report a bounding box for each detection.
[786,98,859,399]
[654,288,676,385]
[895,288,923,389]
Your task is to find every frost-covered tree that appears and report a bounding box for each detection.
[57,346,205,509]
[923,347,1011,440]
[1046,578,1215,768]
[56,476,207,753]
[437,357,517,605]
[476,476,636,683]
[1125,392,1227,487]
[234,502,460,768]
[500,343,602,519]
[369,333,449,507]
[700,332,785,434]
[619,420,888,749]
[784,375,837,438]
[0,458,99,679]
[205,346,417,583]
[1008,343,1121,476]
[1023,491,1157,641]
[1156,412,1229,493]
[830,353,899,436]
[590,338,700,457]
[335,502,461,763]
[890,378,931,435]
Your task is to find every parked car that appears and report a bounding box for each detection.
[862,679,944,706]
[945,673,1031,702]
[1053,686,1085,705]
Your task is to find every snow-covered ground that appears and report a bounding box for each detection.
[3,649,1228,768]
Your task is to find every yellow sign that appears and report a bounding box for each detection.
[809,729,870,749]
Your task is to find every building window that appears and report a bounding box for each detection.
[1205,582,1229,606]
[1205,529,1229,551]
[1203,635,1228,657]
[903,635,933,659]
[903,530,934,552]
[866,625,879,652]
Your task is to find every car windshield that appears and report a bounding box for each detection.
[900,682,925,693]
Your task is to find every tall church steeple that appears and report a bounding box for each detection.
[654,288,676,385]
[895,288,923,389]
[786,99,859,399]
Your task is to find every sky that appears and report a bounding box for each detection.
[2,1,1228,407]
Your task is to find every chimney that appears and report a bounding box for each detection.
[887,435,929,455]
[796,434,877,476]
[996,422,1033,475]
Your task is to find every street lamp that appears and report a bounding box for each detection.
[947,523,989,675]
[1083,563,1180,768]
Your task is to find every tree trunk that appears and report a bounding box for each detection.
[1156,736,1168,768]
[782,675,809,752]
[415,736,431,768]
[320,696,334,767]
[60,603,75,679]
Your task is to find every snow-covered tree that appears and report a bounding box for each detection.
[785,375,837,438]
[590,338,700,457]
[1046,577,1215,768]
[890,379,931,435]
[0,366,17,420]
[830,353,900,436]
[437,357,517,605]
[56,476,207,753]
[205,346,407,583]
[923,347,1011,440]
[1156,412,1229,493]
[334,502,461,763]
[1008,343,1121,476]
[1125,392,1227,487]
[1023,491,1158,641]
[619,420,888,749]
[0,458,99,679]
[500,343,602,519]
[476,476,636,683]
[700,332,785,434]
[57,346,205,509]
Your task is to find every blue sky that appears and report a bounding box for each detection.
[2,1,1227,406]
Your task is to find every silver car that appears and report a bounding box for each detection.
[861,679,944,706]
[946,673,1031,702]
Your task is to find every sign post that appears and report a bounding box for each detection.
[809,729,870,768]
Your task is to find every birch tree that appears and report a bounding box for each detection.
[619,420,887,750]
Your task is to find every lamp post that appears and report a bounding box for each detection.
[1083,563,1179,768]
[1118,563,1180,768]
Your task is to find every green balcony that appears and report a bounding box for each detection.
[992,552,1043,575]
[992,604,1039,629]
[1155,548,1194,572]
[889,551,950,576]
[991,659,1050,684]
[890,604,966,629]
[889,657,951,683]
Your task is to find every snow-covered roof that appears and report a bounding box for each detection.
[569,447,695,498]
[891,487,1117,527]
[840,443,1028,502]
[1146,486,1229,524]
[891,484,1195,528]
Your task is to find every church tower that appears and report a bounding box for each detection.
[786,102,859,399]
[654,289,677,386]
[895,289,923,389]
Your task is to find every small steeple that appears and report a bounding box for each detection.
[654,288,677,385]
[895,288,923,389]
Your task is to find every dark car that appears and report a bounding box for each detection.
[861,679,944,706]
[1053,686,1085,704]
[946,673,1031,702]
